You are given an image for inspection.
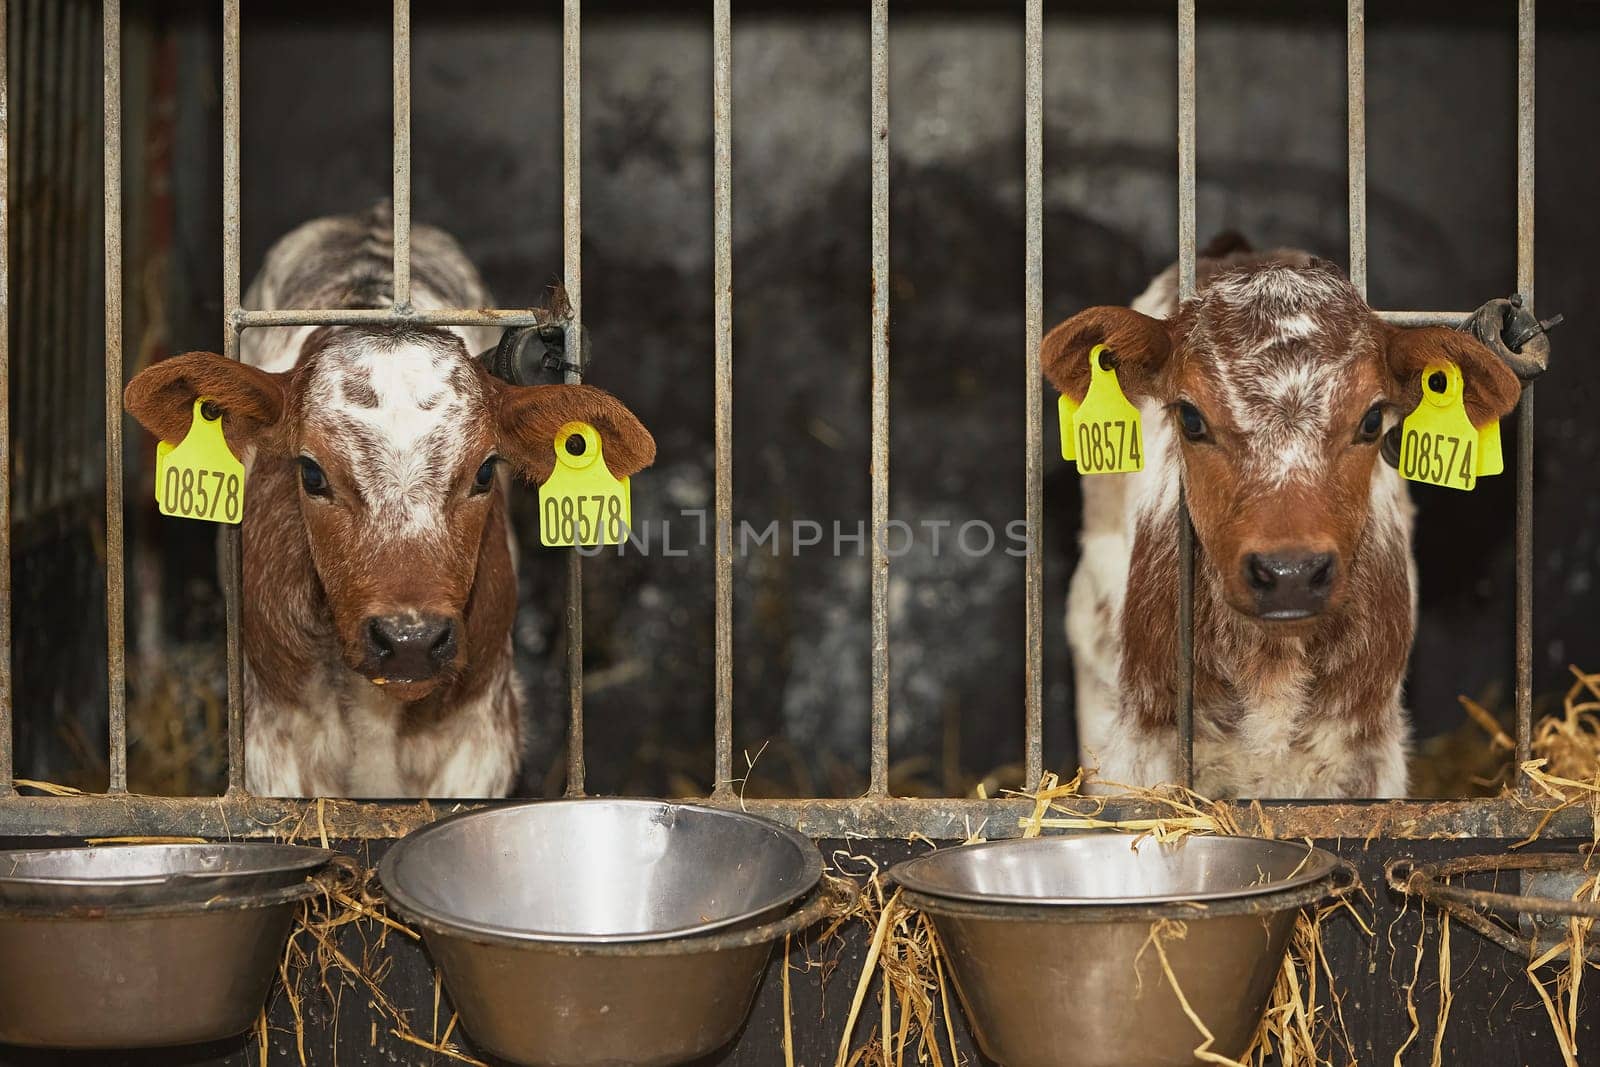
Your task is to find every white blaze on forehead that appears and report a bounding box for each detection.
[1191,266,1366,487]
[304,338,488,535]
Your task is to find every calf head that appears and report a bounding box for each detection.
[125,325,655,700]
[1044,256,1522,624]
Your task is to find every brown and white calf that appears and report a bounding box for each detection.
[124,206,655,797]
[1045,241,1521,798]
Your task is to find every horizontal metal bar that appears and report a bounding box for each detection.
[233,307,564,330]
[0,793,1587,843]
[1376,309,1473,327]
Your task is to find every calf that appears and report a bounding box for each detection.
[1046,240,1521,798]
[124,205,655,797]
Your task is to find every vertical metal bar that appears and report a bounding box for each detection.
[712,0,734,798]
[1346,0,1367,299]
[103,0,126,793]
[1175,0,1196,789]
[1514,0,1535,788]
[222,0,245,794]
[562,0,585,797]
[391,0,410,310]
[1022,0,1044,789]
[0,0,13,796]
[868,0,890,797]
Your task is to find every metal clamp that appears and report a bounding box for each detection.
[477,324,586,386]
[1386,851,1600,959]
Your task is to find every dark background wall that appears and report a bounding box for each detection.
[10,0,1600,797]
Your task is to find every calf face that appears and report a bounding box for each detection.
[1044,257,1522,623]
[125,324,654,702]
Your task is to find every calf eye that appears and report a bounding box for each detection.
[298,457,330,497]
[1358,405,1384,441]
[1176,402,1208,442]
[471,457,499,494]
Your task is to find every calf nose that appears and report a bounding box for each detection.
[364,614,457,681]
[1242,551,1337,620]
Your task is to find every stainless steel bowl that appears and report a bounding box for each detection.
[380,799,827,1066]
[0,842,333,907]
[890,835,1350,1067]
[0,842,336,1049]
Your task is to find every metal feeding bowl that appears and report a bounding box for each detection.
[890,834,1350,1067]
[0,842,337,1049]
[380,799,829,1067]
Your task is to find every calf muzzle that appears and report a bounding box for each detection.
[1242,551,1337,621]
[362,613,459,683]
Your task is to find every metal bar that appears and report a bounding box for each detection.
[1347,0,1366,298]
[391,0,410,310]
[13,0,33,522]
[222,0,245,794]
[1377,310,1475,327]
[234,307,562,330]
[0,792,1590,844]
[562,0,585,797]
[1022,0,1044,789]
[1514,0,1535,789]
[868,0,890,797]
[712,0,734,798]
[0,0,12,796]
[103,0,126,793]
[1175,0,1196,788]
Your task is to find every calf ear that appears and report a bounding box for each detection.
[495,382,656,483]
[1384,326,1523,426]
[1041,306,1173,403]
[123,352,289,451]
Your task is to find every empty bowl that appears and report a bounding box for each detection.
[0,842,336,1049]
[379,799,828,1067]
[890,834,1349,1067]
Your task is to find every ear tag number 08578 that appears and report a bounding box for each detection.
[155,398,245,524]
[1066,343,1142,474]
[1399,362,1477,492]
[538,421,632,548]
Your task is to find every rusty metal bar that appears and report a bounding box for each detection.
[392,0,410,310]
[1346,0,1366,298]
[1514,0,1535,788]
[562,0,585,797]
[0,0,12,796]
[233,307,560,330]
[0,791,1591,844]
[1378,310,1475,327]
[712,0,734,798]
[102,0,126,793]
[1175,0,1196,789]
[1022,0,1043,789]
[222,0,245,793]
[868,0,890,798]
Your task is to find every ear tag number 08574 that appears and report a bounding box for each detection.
[1399,362,1477,492]
[1065,343,1142,474]
[155,398,245,524]
[538,421,632,548]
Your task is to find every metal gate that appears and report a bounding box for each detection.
[0,0,1575,848]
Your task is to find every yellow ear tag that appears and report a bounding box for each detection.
[1399,362,1477,492]
[538,421,632,548]
[156,398,246,523]
[1058,393,1079,461]
[1476,418,1504,477]
[1070,344,1143,474]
